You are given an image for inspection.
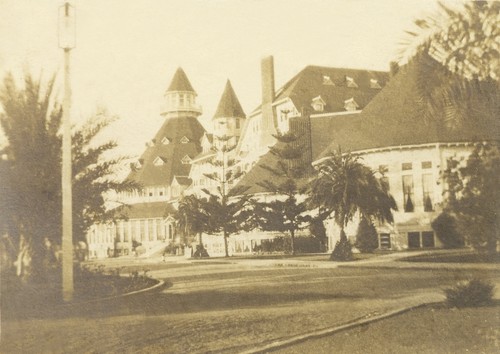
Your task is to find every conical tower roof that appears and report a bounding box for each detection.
[213,80,246,120]
[167,67,196,93]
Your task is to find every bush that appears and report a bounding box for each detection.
[330,230,353,261]
[431,212,464,248]
[355,218,379,253]
[309,218,327,252]
[294,237,323,253]
[192,244,210,258]
[445,279,495,308]
[253,236,292,254]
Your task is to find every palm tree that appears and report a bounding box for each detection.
[175,194,209,257]
[399,1,499,129]
[308,149,397,259]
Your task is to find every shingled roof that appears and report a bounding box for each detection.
[252,66,389,114]
[113,201,176,219]
[213,80,246,120]
[316,54,500,160]
[126,116,205,187]
[167,67,196,93]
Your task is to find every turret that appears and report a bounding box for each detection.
[161,67,202,118]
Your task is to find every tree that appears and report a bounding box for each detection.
[442,143,499,254]
[400,1,499,129]
[431,212,464,249]
[202,135,252,257]
[355,218,379,253]
[175,194,209,258]
[0,73,135,282]
[253,131,311,255]
[308,149,397,261]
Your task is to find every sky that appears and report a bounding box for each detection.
[0,0,447,158]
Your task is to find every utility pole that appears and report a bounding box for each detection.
[58,2,76,302]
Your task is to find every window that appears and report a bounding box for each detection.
[235,118,240,129]
[322,75,334,85]
[346,76,358,88]
[168,224,173,239]
[148,220,154,241]
[422,161,432,169]
[181,155,192,164]
[140,220,146,242]
[156,219,164,240]
[370,79,381,89]
[408,232,420,248]
[402,162,412,171]
[179,94,185,106]
[344,97,359,111]
[402,175,414,212]
[422,231,435,247]
[123,222,129,242]
[379,233,391,249]
[180,136,190,144]
[422,174,434,212]
[161,137,170,145]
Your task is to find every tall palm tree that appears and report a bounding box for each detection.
[175,194,209,257]
[308,149,397,257]
[399,1,499,129]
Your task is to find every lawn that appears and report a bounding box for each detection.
[401,249,500,264]
[274,302,500,354]
[1,264,498,353]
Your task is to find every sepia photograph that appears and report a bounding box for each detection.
[0,0,499,353]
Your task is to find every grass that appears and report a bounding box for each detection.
[274,302,500,354]
[2,264,498,353]
[401,250,500,264]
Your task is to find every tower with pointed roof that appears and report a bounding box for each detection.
[212,79,246,148]
[86,68,206,258]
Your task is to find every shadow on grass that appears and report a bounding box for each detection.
[2,277,362,321]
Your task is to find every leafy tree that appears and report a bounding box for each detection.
[431,212,464,249]
[354,218,379,253]
[175,194,209,258]
[0,73,135,282]
[442,143,499,254]
[400,1,499,129]
[308,149,396,261]
[253,131,311,255]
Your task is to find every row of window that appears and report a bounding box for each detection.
[379,161,433,174]
[88,219,174,245]
[321,75,381,89]
[166,93,195,107]
[379,231,435,249]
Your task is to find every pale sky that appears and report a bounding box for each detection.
[0,0,447,157]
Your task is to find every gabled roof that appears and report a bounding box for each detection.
[113,201,176,219]
[126,116,205,187]
[213,80,246,120]
[167,67,196,93]
[316,54,500,160]
[252,66,389,114]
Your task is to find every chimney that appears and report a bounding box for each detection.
[259,55,277,147]
[261,56,275,104]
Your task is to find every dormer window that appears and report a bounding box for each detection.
[322,75,334,85]
[344,97,359,111]
[161,137,171,145]
[370,79,382,89]
[311,95,326,112]
[153,156,166,166]
[180,136,190,144]
[346,76,358,88]
[181,155,192,164]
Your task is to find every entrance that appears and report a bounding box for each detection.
[408,232,420,249]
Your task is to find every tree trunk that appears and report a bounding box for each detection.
[290,228,295,255]
[223,230,229,257]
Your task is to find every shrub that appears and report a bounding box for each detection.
[355,218,379,253]
[193,244,210,258]
[445,279,495,308]
[309,218,328,252]
[254,237,292,254]
[294,237,323,253]
[330,230,353,261]
[431,212,464,248]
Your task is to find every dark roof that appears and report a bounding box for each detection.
[316,55,500,160]
[213,80,246,120]
[173,176,192,186]
[126,116,205,186]
[114,202,176,219]
[167,67,196,93]
[252,66,389,114]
